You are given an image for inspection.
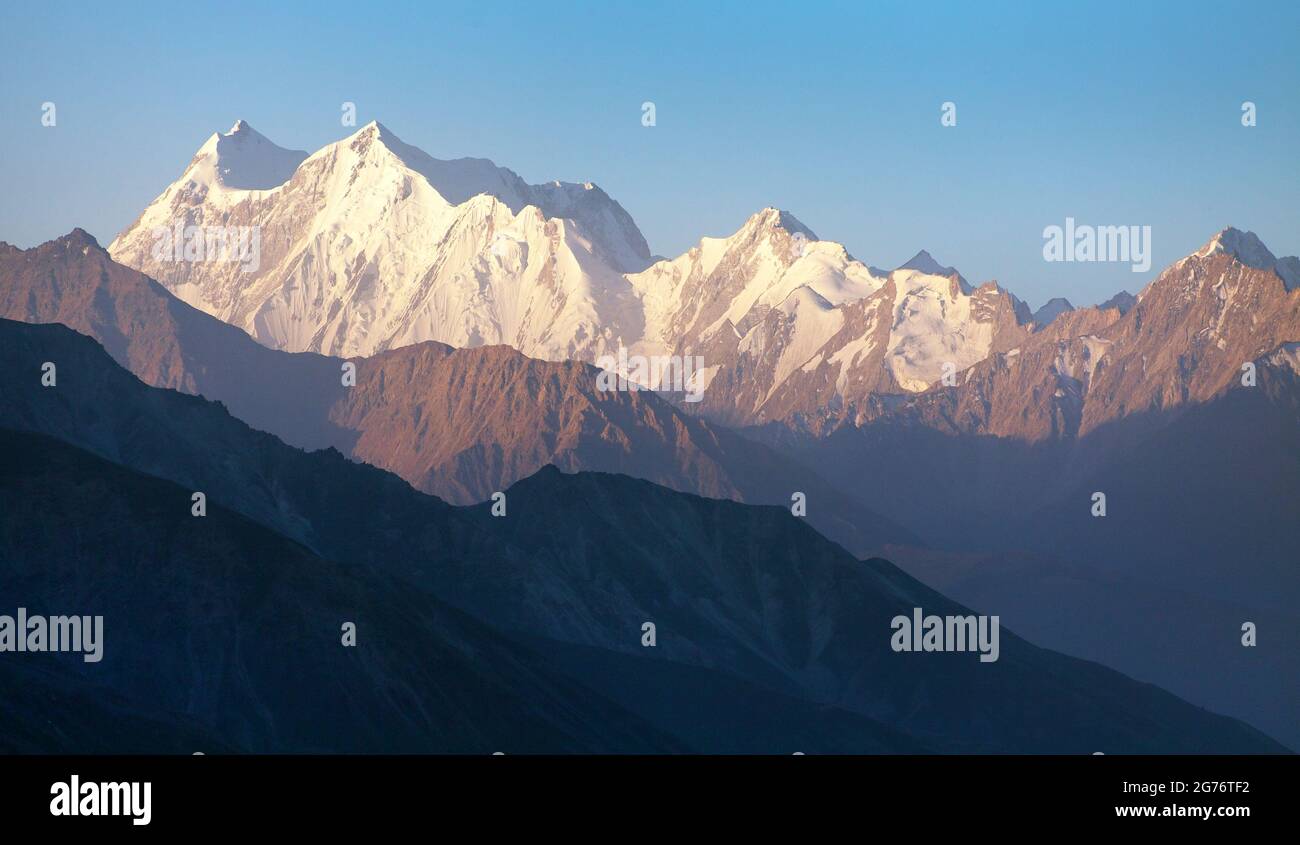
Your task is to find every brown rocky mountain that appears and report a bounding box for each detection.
[0,230,915,555]
[794,228,1300,444]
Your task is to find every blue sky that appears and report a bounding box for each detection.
[1,0,1296,308]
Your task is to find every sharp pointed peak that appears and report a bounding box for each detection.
[742,207,818,241]
[898,249,953,274]
[215,119,278,144]
[351,119,397,141]
[1098,290,1137,314]
[342,120,432,166]
[190,119,306,191]
[1196,226,1276,269]
[23,228,105,256]
[778,283,835,314]
[1032,297,1075,325]
[896,249,967,286]
[59,228,102,249]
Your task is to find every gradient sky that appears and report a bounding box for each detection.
[1,0,1296,309]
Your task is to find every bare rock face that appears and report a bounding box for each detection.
[1031,297,1074,327]
[1097,290,1136,315]
[1078,232,1300,435]
[12,221,1294,549]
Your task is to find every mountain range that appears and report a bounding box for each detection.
[109,121,1297,435]
[0,317,1285,753]
[2,117,1296,753]
[756,234,1300,746]
[107,121,1064,425]
[0,231,913,557]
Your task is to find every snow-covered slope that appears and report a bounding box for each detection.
[192,120,308,191]
[109,121,652,360]
[625,208,1032,425]
[897,249,968,287]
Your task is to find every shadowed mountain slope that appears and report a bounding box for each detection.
[0,429,681,753]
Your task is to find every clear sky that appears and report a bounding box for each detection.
[1,0,1296,309]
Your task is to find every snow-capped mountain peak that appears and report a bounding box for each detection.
[1197,226,1276,268]
[618,210,1038,423]
[332,120,532,209]
[109,120,657,357]
[306,120,653,272]
[897,248,962,280]
[191,120,308,192]
[751,207,818,239]
[1192,227,1299,291]
[109,123,1073,427]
